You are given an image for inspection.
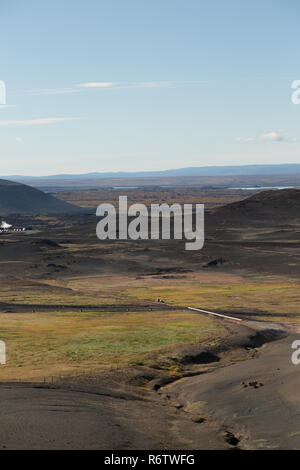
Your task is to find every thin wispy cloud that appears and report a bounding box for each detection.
[0,117,86,126]
[237,130,284,143]
[23,80,205,96]
[0,104,16,109]
[26,88,81,96]
[77,81,171,89]
[77,80,205,90]
[78,82,114,88]
[259,131,284,142]
[236,130,300,143]
[132,81,172,88]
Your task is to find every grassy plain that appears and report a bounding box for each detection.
[0,307,225,381]
[1,270,300,381]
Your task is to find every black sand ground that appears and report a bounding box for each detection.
[164,329,300,450]
[0,382,227,450]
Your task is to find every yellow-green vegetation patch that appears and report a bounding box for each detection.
[0,276,136,306]
[123,281,300,315]
[0,310,226,380]
[0,291,123,306]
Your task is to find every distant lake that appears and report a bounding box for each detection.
[231,186,296,190]
[110,185,298,191]
[112,186,139,189]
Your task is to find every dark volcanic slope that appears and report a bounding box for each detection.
[0,179,81,215]
[209,188,300,227]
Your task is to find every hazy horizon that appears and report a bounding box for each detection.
[1,162,300,179]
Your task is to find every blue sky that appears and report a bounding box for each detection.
[0,0,299,175]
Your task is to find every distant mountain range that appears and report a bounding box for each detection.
[4,164,300,180]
